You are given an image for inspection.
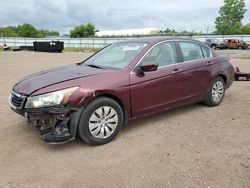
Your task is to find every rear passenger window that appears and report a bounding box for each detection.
[179,42,203,61]
[201,45,211,58]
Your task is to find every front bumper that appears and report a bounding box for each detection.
[9,94,82,144]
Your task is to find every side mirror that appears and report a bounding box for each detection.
[136,63,158,73]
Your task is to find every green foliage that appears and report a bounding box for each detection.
[162,28,204,36]
[241,23,250,34]
[64,47,100,53]
[0,24,60,37]
[215,0,246,34]
[38,29,60,37]
[16,24,39,37]
[0,26,17,37]
[70,23,95,38]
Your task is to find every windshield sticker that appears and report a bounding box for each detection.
[122,46,140,51]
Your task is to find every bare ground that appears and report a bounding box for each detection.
[0,51,249,188]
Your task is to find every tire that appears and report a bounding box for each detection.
[211,45,216,50]
[238,46,243,50]
[78,97,123,145]
[204,77,225,107]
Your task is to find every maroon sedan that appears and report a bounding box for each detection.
[9,37,235,145]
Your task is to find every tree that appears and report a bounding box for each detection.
[70,23,95,38]
[162,28,203,36]
[241,23,250,34]
[39,29,60,37]
[0,26,17,37]
[0,24,60,37]
[16,23,40,37]
[215,0,247,34]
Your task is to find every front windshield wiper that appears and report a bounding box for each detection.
[85,64,105,69]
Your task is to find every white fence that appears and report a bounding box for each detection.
[1,35,250,48]
[192,35,250,43]
[0,37,130,48]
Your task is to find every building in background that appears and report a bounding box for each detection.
[96,28,161,37]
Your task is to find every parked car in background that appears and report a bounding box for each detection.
[224,39,249,49]
[8,37,235,145]
[204,38,226,50]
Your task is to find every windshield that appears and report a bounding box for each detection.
[83,42,148,69]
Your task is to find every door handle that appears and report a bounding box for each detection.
[206,61,213,65]
[171,68,182,74]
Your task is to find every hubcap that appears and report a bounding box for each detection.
[89,106,118,139]
[212,81,224,103]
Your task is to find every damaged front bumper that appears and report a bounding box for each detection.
[9,98,83,144]
[27,107,83,144]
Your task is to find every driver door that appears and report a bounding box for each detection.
[129,41,185,117]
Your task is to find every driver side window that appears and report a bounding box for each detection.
[141,42,177,67]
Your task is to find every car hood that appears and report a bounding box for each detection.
[13,64,109,95]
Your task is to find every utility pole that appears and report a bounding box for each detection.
[206,26,209,34]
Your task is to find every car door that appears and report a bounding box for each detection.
[130,41,185,117]
[177,41,213,101]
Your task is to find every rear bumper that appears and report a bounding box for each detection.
[225,65,235,89]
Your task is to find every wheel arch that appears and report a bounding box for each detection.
[216,74,227,85]
[93,93,128,126]
[96,93,125,112]
[77,89,129,125]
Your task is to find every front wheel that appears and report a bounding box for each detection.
[78,97,123,145]
[204,77,225,107]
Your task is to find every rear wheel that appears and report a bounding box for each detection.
[205,77,225,107]
[211,45,216,50]
[78,97,123,145]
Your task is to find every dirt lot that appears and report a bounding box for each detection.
[0,51,249,188]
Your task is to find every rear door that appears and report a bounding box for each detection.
[177,41,213,101]
[130,41,185,117]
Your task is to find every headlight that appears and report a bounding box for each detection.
[25,86,79,108]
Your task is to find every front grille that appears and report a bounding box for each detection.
[10,92,26,109]
[26,107,69,115]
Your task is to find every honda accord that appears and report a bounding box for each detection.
[9,37,235,145]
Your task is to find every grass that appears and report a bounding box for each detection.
[0,48,11,52]
[0,47,101,53]
[63,47,101,53]
[217,49,250,59]
[235,55,250,59]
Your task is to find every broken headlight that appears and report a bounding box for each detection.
[25,86,79,108]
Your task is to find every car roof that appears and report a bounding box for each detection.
[120,36,200,44]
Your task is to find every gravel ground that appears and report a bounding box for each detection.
[0,51,249,188]
[216,49,250,59]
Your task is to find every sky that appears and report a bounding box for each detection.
[0,0,250,34]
